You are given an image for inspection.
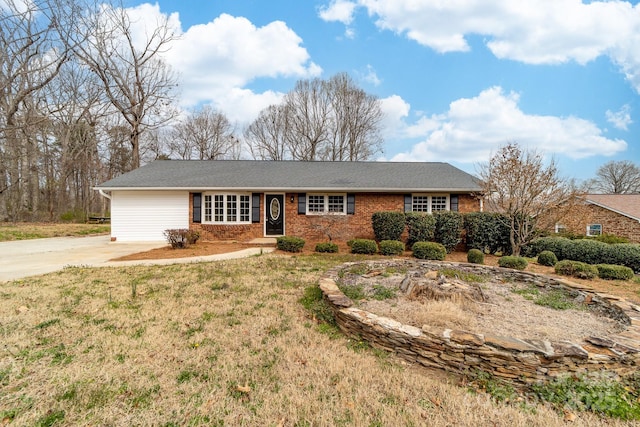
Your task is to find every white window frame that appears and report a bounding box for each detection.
[586,223,602,237]
[411,194,450,213]
[306,193,347,215]
[554,223,567,234]
[203,192,251,224]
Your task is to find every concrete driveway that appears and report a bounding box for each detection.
[0,236,166,282]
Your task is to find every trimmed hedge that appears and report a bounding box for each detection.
[596,264,634,281]
[412,241,446,260]
[276,236,305,253]
[372,212,406,242]
[537,250,558,267]
[467,248,484,264]
[554,260,598,279]
[315,242,339,253]
[463,212,512,255]
[379,240,405,256]
[405,212,436,247]
[434,211,463,253]
[498,256,528,270]
[350,239,378,255]
[523,237,640,273]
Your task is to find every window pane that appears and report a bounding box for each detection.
[587,224,602,236]
[431,196,447,212]
[214,195,224,222]
[204,195,212,222]
[412,196,429,212]
[328,195,344,213]
[308,195,325,213]
[227,195,237,222]
[240,195,250,222]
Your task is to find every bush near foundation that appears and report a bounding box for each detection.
[466,249,485,264]
[164,229,200,249]
[379,240,405,256]
[554,260,598,279]
[350,239,378,255]
[434,211,464,253]
[372,212,406,242]
[498,256,528,270]
[405,212,436,247]
[596,264,635,281]
[463,212,512,255]
[276,236,305,252]
[537,250,558,267]
[412,242,446,260]
[315,242,339,253]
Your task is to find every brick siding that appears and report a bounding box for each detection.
[573,204,640,243]
[189,192,481,242]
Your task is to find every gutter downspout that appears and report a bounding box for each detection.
[98,188,111,200]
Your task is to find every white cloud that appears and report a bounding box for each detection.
[333,0,640,92]
[358,65,381,86]
[606,104,633,130]
[124,5,321,124]
[318,0,357,25]
[389,86,627,163]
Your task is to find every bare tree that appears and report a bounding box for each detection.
[587,160,640,194]
[478,143,584,256]
[245,104,290,160]
[246,72,384,161]
[72,1,178,170]
[0,0,74,220]
[169,106,238,160]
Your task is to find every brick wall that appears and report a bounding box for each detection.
[189,192,482,242]
[567,204,640,243]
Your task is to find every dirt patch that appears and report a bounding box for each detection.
[338,260,627,342]
[111,241,256,261]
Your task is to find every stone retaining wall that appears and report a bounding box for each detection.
[319,260,640,386]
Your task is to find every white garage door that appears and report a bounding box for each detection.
[111,191,189,242]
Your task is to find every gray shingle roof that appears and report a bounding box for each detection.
[97,160,481,192]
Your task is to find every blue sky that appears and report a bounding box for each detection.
[123,0,640,183]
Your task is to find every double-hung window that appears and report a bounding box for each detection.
[586,224,602,237]
[306,194,346,215]
[204,193,251,224]
[411,194,449,213]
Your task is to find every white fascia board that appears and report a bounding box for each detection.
[96,186,480,193]
[585,200,640,222]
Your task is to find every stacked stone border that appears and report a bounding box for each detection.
[319,260,640,386]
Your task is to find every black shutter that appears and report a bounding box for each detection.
[450,195,459,212]
[252,193,260,223]
[404,194,412,213]
[298,193,306,214]
[347,194,355,215]
[192,193,202,223]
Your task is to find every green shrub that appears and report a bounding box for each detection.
[315,242,338,253]
[596,264,634,281]
[594,234,629,244]
[605,244,640,273]
[565,239,609,265]
[463,212,511,255]
[405,212,436,247]
[498,256,528,270]
[371,212,406,242]
[412,241,446,260]
[537,250,558,267]
[434,211,464,253]
[467,248,484,264]
[554,260,598,279]
[523,237,572,260]
[379,240,405,256]
[164,229,199,249]
[276,236,305,253]
[349,239,378,255]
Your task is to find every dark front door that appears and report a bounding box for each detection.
[265,194,284,236]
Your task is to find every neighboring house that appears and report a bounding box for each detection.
[554,194,640,243]
[96,160,483,242]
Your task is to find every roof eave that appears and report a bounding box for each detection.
[95,186,482,193]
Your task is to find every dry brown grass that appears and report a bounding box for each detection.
[0,254,634,426]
